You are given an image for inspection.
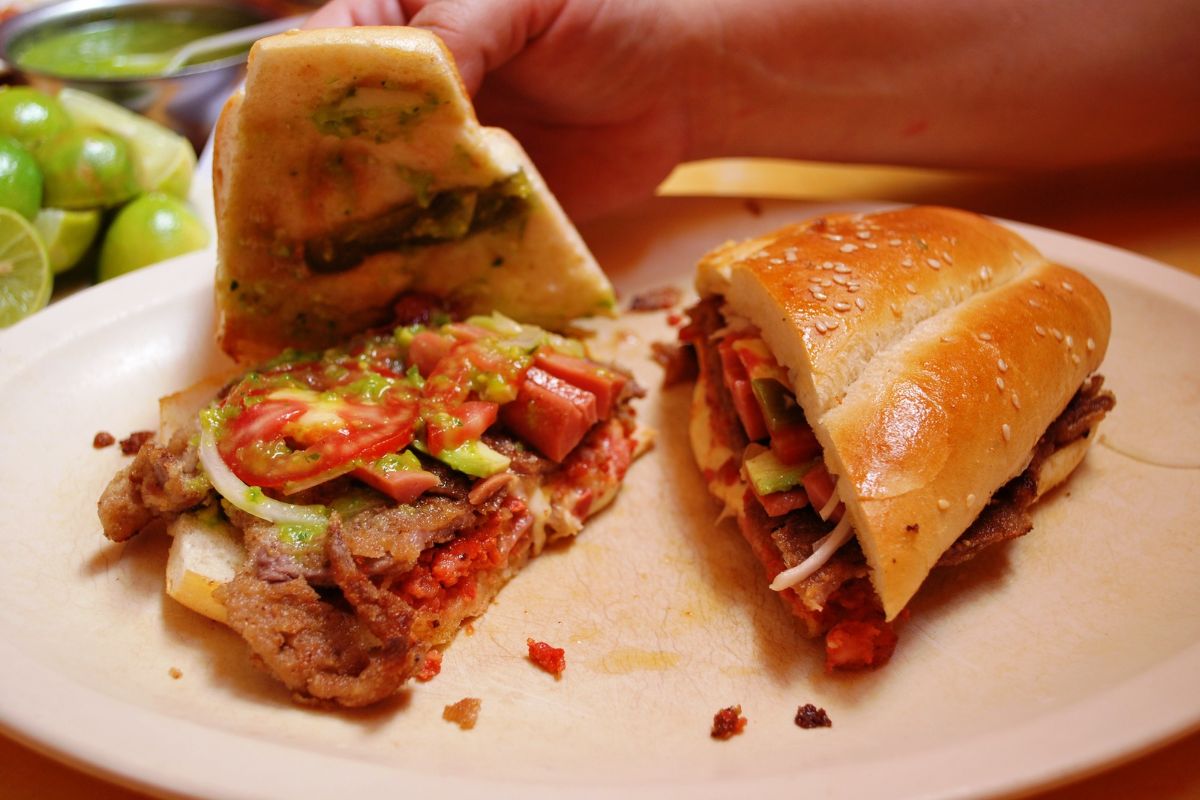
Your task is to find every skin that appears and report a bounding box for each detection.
[307,0,1200,221]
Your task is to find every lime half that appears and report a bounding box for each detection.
[57,88,196,198]
[0,207,52,327]
[34,207,102,273]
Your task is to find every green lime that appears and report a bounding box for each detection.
[57,89,195,198]
[0,87,72,151]
[98,192,209,280]
[34,207,102,273]
[38,128,139,209]
[0,136,43,220]
[0,207,52,327]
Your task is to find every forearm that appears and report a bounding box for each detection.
[687,0,1200,169]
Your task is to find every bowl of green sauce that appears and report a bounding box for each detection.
[0,0,270,145]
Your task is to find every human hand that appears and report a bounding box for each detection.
[307,0,714,221]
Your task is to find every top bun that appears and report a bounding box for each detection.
[213,27,614,363]
[697,206,1111,617]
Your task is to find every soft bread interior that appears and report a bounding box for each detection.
[707,207,1111,618]
[214,27,614,363]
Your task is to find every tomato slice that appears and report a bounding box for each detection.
[501,367,598,462]
[220,395,417,492]
[534,351,627,419]
[425,400,499,455]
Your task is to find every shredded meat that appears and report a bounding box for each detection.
[627,285,683,312]
[711,705,748,740]
[98,432,210,542]
[795,704,833,729]
[443,697,482,729]
[650,340,698,387]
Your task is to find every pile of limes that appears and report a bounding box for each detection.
[0,86,210,328]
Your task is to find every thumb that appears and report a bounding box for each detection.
[405,0,566,95]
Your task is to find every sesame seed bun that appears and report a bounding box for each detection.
[696,206,1111,618]
[213,27,614,364]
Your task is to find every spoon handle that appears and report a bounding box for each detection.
[163,13,310,75]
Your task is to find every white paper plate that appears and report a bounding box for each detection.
[1,198,1197,800]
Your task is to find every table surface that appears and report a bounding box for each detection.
[4,157,1199,799]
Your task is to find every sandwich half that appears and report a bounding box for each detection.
[98,28,644,707]
[682,206,1115,669]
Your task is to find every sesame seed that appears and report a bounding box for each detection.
[813,292,828,301]
[1031,279,1044,288]
[978,332,993,341]
[927,257,941,270]
[967,493,977,505]
[1071,353,1081,364]
[901,257,915,268]
[1051,328,1063,341]
[1027,298,1041,308]
[890,302,901,315]
[1012,392,1021,409]
[996,376,1006,391]
[997,358,1008,372]
[980,266,992,281]
[1061,281,1074,292]
[937,499,951,511]
[865,242,878,250]
[833,275,848,285]
[785,251,798,263]
[856,230,872,240]
[855,297,866,310]
[821,278,833,287]
[840,243,858,253]
[1035,325,1047,337]
[1086,337,1096,351]
[823,234,843,242]
[888,238,902,246]
[815,320,828,333]
[769,258,783,265]
[1066,335,1074,348]
[905,282,917,294]
[834,263,852,274]
[833,301,852,312]
[942,251,954,264]
[826,318,840,329]
[1001,423,1012,441]
[846,284,860,293]
[822,261,834,270]
[941,335,952,343]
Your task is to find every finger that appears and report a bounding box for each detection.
[305,0,407,28]
[406,0,566,95]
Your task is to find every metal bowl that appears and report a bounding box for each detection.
[0,0,268,146]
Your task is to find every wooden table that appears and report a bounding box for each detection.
[4,158,1198,799]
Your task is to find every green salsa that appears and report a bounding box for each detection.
[13,17,243,78]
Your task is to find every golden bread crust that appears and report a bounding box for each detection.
[697,207,1111,617]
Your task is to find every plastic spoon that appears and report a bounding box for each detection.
[159,13,309,75]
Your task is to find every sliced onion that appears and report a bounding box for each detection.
[198,421,328,528]
[817,488,842,521]
[769,514,854,592]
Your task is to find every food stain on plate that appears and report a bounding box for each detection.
[591,647,681,675]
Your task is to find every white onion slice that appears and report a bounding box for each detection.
[817,488,841,521]
[198,422,329,528]
[769,514,854,591]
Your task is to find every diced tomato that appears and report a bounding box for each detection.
[501,367,598,462]
[802,462,844,520]
[755,487,810,517]
[443,322,490,342]
[526,638,566,678]
[771,422,821,464]
[408,330,454,376]
[730,378,769,440]
[425,400,499,455]
[534,351,627,419]
[353,462,440,503]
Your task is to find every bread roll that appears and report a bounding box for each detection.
[697,206,1111,617]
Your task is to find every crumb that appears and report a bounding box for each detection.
[463,621,475,636]
[442,697,482,730]
[743,198,763,216]
[711,705,747,740]
[628,286,682,312]
[415,649,442,682]
[93,431,116,448]
[794,703,832,729]
[119,430,154,455]
[168,667,182,680]
[526,638,566,679]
